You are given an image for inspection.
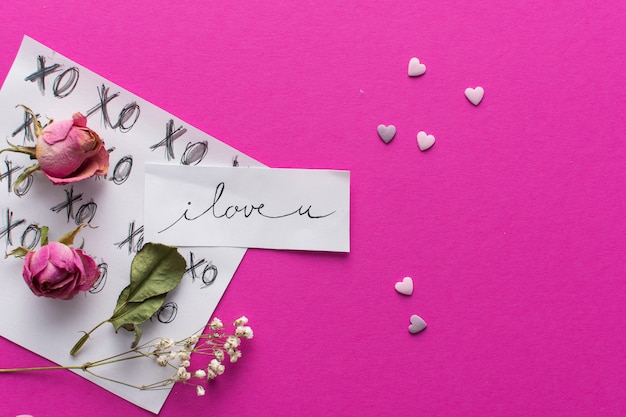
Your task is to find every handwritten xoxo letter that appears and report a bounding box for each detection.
[0,36,263,413]
[144,165,350,252]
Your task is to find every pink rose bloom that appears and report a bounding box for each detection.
[22,241,100,300]
[35,113,109,185]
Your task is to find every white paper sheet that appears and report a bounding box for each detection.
[144,165,350,252]
[0,36,263,413]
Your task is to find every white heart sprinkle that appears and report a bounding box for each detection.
[416,131,435,151]
[408,315,427,334]
[394,277,413,295]
[377,124,397,144]
[408,57,426,77]
[464,86,484,106]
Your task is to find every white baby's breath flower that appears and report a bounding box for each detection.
[226,335,240,348]
[156,338,175,351]
[213,349,225,362]
[208,359,221,373]
[185,334,200,348]
[175,366,191,381]
[235,326,254,339]
[209,359,225,375]
[2,316,253,398]
[209,317,224,331]
[229,350,242,363]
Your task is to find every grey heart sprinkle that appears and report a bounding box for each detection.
[377,124,396,144]
[408,314,427,334]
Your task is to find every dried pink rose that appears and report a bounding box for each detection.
[35,113,109,185]
[22,241,100,300]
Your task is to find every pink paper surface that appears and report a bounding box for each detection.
[1,1,625,416]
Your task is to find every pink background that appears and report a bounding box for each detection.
[1,1,625,416]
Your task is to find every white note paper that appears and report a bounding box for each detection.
[144,165,350,252]
[0,36,263,413]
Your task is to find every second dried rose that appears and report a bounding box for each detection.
[22,241,100,300]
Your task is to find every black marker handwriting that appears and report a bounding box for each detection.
[89,262,108,294]
[0,210,44,250]
[50,186,97,224]
[114,221,144,254]
[52,67,80,98]
[0,160,23,193]
[20,224,41,250]
[180,141,208,166]
[86,84,140,132]
[74,200,97,225]
[0,208,25,247]
[109,155,133,185]
[50,186,82,222]
[24,55,61,94]
[159,182,335,233]
[13,173,33,197]
[154,302,178,324]
[24,55,80,98]
[184,251,218,288]
[11,107,39,143]
[150,119,187,160]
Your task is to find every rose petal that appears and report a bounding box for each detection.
[75,249,100,291]
[47,242,78,269]
[72,112,87,127]
[45,147,109,185]
[66,128,100,156]
[37,134,93,178]
[41,120,74,145]
[93,146,110,175]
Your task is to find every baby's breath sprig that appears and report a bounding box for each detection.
[0,316,253,397]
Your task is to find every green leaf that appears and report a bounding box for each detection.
[110,285,167,331]
[108,243,185,347]
[6,246,32,258]
[70,242,185,355]
[130,324,143,348]
[126,243,186,303]
[16,104,44,138]
[57,224,87,246]
[0,143,37,158]
[40,226,49,246]
[13,164,40,191]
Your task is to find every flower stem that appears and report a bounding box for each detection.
[0,365,83,373]
[70,319,109,356]
[83,368,147,391]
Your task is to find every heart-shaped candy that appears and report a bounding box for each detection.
[408,57,426,77]
[408,315,427,334]
[464,86,484,106]
[417,131,435,151]
[377,124,396,144]
[394,276,413,295]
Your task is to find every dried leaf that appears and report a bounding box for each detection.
[70,242,185,355]
[108,243,185,346]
